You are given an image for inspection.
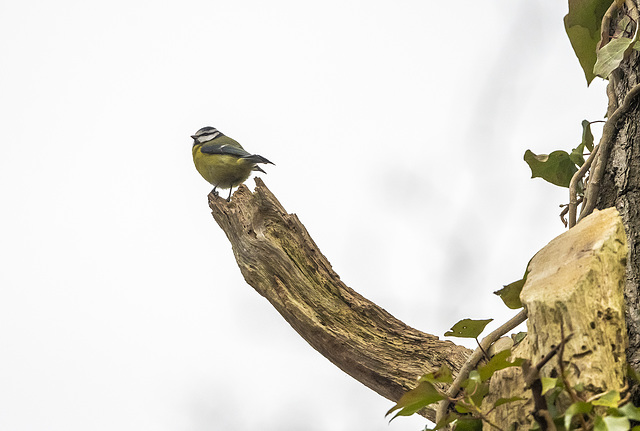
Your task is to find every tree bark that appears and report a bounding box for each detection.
[596,50,640,380]
[208,179,472,421]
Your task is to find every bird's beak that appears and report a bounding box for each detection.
[190,135,197,140]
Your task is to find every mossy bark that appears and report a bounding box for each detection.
[208,181,629,426]
[208,179,471,421]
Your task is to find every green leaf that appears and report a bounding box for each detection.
[563,0,614,85]
[477,349,524,381]
[617,402,640,421]
[592,390,621,408]
[524,149,578,188]
[454,418,483,431]
[570,143,586,167]
[594,415,630,431]
[462,370,482,396]
[594,37,634,79]
[445,319,493,339]
[419,365,453,384]
[455,403,471,414]
[461,370,489,408]
[463,370,489,406]
[493,396,526,408]
[626,364,640,382]
[495,262,530,309]
[564,401,593,430]
[582,119,595,151]
[546,386,564,415]
[494,279,524,309]
[430,412,459,431]
[385,380,445,420]
[513,332,527,344]
[541,377,559,395]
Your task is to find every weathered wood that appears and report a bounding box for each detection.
[598,55,640,378]
[208,178,472,420]
[485,208,628,429]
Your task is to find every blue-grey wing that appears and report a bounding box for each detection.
[199,143,251,158]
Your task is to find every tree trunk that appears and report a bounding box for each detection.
[597,51,640,380]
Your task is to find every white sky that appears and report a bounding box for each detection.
[1,1,609,430]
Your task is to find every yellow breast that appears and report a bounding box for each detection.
[192,144,253,189]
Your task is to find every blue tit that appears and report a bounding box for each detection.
[191,126,274,201]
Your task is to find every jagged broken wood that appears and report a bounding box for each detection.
[208,178,471,421]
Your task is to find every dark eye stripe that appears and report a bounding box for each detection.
[195,126,219,136]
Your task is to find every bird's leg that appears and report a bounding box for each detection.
[211,185,219,197]
[226,187,232,202]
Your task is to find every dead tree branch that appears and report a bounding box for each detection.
[207,178,472,420]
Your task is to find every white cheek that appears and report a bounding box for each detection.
[197,132,220,143]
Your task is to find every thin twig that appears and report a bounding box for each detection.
[435,309,528,423]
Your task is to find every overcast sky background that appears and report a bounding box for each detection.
[1,1,609,430]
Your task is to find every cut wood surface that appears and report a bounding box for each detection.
[207,180,628,427]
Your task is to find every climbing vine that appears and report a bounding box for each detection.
[388,1,640,429]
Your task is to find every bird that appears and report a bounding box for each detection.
[191,126,274,201]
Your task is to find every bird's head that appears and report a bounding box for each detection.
[191,126,222,144]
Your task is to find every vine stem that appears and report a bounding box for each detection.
[577,82,640,224]
[435,309,528,424]
[568,145,600,228]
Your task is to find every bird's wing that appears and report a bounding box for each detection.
[199,142,252,158]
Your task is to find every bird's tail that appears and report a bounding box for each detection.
[242,154,274,165]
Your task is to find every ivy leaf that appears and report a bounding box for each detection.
[563,0,614,84]
[626,364,640,382]
[428,412,459,431]
[495,262,530,309]
[513,332,527,344]
[494,279,524,309]
[385,380,445,420]
[524,150,578,188]
[541,377,559,395]
[478,349,523,381]
[592,390,621,408]
[419,365,453,384]
[582,119,594,151]
[445,319,493,339]
[617,402,640,421]
[594,37,635,79]
[594,415,630,431]
[454,418,483,431]
[569,120,595,167]
[570,143,586,167]
[463,371,489,407]
[564,401,593,430]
